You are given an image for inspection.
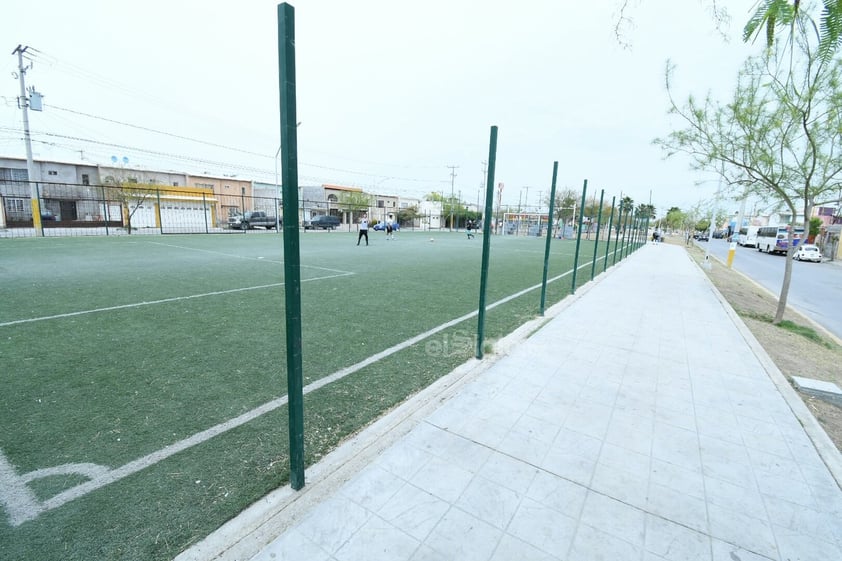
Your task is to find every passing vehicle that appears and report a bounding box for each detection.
[756,225,803,254]
[372,221,399,231]
[793,244,822,262]
[737,226,759,248]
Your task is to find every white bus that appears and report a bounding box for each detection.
[756,225,804,254]
[737,225,759,248]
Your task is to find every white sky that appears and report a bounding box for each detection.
[1,0,761,215]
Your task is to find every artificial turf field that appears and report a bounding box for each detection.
[0,228,638,560]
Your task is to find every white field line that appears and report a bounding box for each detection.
[147,241,353,275]
[0,272,353,328]
[3,251,622,525]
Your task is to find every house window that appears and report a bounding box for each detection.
[6,198,26,213]
[48,170,58,176]
[172,181,179,186]
[11,169,28,181]
[82,174,90,185]
[377,200,385,208]
[127,177,138,184]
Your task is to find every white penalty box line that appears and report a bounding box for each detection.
[1,258,594,526]
[0,273,354,328]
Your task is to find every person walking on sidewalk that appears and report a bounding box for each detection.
[357,214,369,246]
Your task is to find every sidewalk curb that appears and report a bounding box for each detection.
[174,253,620,561]
[687,251,842,490]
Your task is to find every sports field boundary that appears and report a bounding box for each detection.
[173,255,618,561]
[2,253,597,526]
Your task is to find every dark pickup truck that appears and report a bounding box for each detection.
[228,211,280,230]
[304,215,340,230]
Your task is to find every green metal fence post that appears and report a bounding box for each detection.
[539,161,558,316]
[612,207,623,266]
[590,189,605,280]
[571,179,587,294]
[156,189,163,235]
[278,2,305,491]
[620,211,630,260]
[476,126,498,359]
[101,185,110,236]
[603,196,616,273]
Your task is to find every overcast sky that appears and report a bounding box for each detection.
[1,0,760,215]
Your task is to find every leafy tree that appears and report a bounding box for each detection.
[103,175,151,235]
[425,191,465,228]
[664,206,686,232]
[654,15,842,323]
[616,1,842,61]
[338,191,373,221]
[550,188,579,226]
[745,0,842,62]
[636,203,656,220]
[396,205,420,227]
[809,216,823,239]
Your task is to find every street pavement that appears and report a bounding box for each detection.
[179,242,842,561]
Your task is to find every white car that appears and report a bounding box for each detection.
[793,244,822,262]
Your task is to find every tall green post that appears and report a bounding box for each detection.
[539,161,559,315]
[620,211,631,260]
[570,179,587,294]
[590,189,605,280]
[278,2,305,491]
[476,126,498,359]
[612,206,623,265]
[603,196,616,273]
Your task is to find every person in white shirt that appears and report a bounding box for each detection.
[357,215,369,246]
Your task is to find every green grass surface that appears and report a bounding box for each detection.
[0,230,640,560]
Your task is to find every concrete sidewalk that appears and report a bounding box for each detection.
[187,243,842,561]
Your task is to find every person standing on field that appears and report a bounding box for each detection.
[357,214,369,246]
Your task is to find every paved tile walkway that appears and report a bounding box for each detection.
[220,243,842,561]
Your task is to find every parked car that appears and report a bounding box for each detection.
[305,215,340,230]
[694,232,709,242]
[228,211,279,230]
[372,221,399,231]
[40,210,57,221]
[793,244,822,262]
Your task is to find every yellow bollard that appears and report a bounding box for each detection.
[726,241,737,268]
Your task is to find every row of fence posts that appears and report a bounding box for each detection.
[277,3,649,491]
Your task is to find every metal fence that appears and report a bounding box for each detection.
[0,180,288,238]
[0,180,432,238]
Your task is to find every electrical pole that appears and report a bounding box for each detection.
[13,45,43,236]
[447,165,458,231]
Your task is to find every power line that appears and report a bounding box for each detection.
[48,104,271,159]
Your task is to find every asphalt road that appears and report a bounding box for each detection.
[691,238,842,342]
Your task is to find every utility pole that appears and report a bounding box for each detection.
[13,45,43,236]
[447,164,458,231]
